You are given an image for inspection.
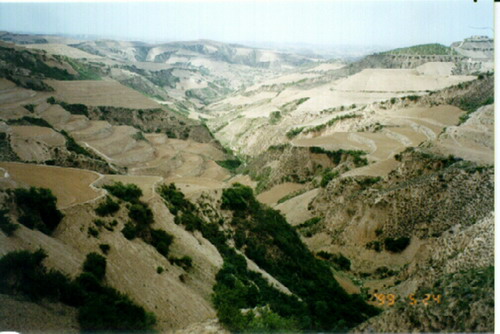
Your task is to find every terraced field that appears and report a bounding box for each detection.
[0,162,102,208]
[46,80,161,109]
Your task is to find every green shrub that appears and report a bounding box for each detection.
[174,211,204,231]
[13,187,63,235]
[122,221,138,240]
[384,237,410,253]
[0,209,18,236]
[356,176,382,189]
[317,251,332,260]
[60,130,93,158]
[99,244,110,255]
[88,226,99,238]
[269,111,282,125]
[77,287,155,331]
[309,147,368,167]
[216,159,242,172]
[149,229,174,258]
[82,252,107,281]
[157,183,194,215]
[373,266,397,278]
[320,170,339,187]
[95,196,120,216]
[221,183,258,213]
[0,249,79,303]
[286,127,304,139]
[330,253,351,271]
[156,266,164,274]
[296,217,321,229]
[103,182,142,203]
[61,102,88,116]
[406,95,420,102]
[169,256,193,270]
[366,240,382,252]
[128,202,154,226]
[23,104,36,113]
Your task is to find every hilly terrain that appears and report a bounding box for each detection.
[0,33,494,333]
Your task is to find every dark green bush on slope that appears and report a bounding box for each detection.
[103,182,142,203]
[150,228,174,258]
[13,187,63,235]
[0,209,18,236]
[95,196,120,216]
[157,183,194,215]
[384,237,411,253]
[83,252,107,281]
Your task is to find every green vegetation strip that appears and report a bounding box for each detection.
[47,97,89,117]
[302,114,360,135]
[6,116,53,128]
[382,43,458,55]
[159,183,379,332]
[309,146,368,167]
[220,184,379,331]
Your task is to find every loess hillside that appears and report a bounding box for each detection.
[0,33,494,334]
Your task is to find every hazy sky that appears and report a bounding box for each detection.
[0,1,493,48]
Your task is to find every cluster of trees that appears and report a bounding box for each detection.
[104,182,175,259]
[47,97,89,117]
[11,187,63,235]
[309,146,368,167]
[95,196,120,216]
[0,249,155,331]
